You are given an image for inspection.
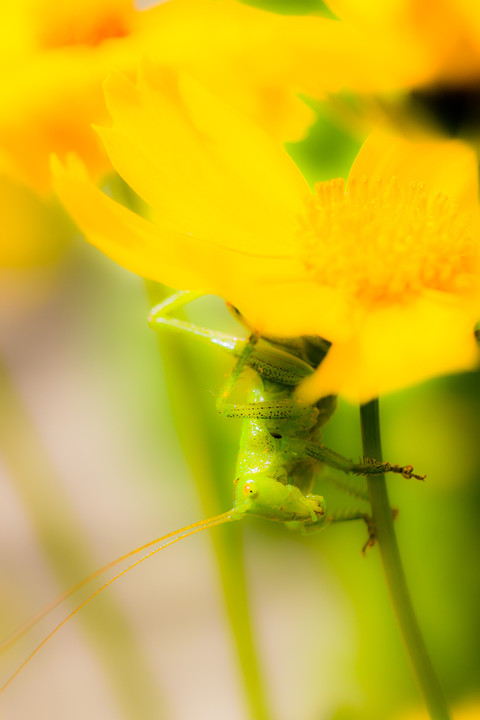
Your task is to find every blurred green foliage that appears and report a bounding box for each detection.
[241,0,335,17]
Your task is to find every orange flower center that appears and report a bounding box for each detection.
[299,176,478,305]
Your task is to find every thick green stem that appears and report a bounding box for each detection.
[360,399,451,720]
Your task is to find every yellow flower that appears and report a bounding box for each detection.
[53,65,480,403]
[0,0,314,195]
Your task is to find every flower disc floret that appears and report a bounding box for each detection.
[299,175,478,304]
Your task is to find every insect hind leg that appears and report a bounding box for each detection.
[149,290,245,355]
[150,293,315,396]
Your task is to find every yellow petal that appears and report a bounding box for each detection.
[348,126,479,214]
[53,155,353,341]
[298,293,480,403]
[98,65,310,255]
[52,154,228,288]
[322,0,403,25]
[228,281,352,341]
[148,0,317,141]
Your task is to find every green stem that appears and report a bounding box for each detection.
[360,399,451,720]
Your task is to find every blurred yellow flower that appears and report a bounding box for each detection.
[144,0,316,144]
[54,66,480,403]
[400,697,480,720]
[0,0,319,270]
[320,0,480,88]
[0,175,72,267]
[0,0,315,196]
[0,0,144,192]
[271,0,480,138]
[0,0,155,268]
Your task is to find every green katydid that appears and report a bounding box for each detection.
[148,291,424,534]
[0,290,424,691]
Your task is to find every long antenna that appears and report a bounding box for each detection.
[0,511,234,655]
[0,510,237,693]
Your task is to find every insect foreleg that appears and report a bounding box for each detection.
[302,441,425,481]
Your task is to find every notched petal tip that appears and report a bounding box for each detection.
[296,294,480,406]
[49,153,63,178]
[103,68,141,121]
[350,125,479,213]
[50,151,90,183]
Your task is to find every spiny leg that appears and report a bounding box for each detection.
[217,395,317,420]
[215,330,318,420]
[216,340,312,418]
[304,441,426,481]
[216,382,320,422]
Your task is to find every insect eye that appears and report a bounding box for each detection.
[243,481,258,499]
